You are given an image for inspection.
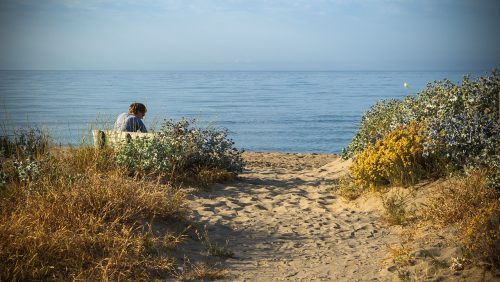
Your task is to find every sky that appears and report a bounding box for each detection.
[0,0,499,71]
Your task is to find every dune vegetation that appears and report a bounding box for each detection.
[0,121,244,280]
[340,71,499,276]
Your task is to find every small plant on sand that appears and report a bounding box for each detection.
[175,261,228,281]
[386,244,415,281]
[196,226,234,258]
[336,174,364,200]
[382,192,411,226]
[191,166,238,188]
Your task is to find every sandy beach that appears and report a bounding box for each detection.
[186,152,402,281]
[178,152,499,281]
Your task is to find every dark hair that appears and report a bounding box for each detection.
[128,103,147,115]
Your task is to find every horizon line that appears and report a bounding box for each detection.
[0,68,495,72]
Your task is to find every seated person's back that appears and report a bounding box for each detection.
[114,102,148,133]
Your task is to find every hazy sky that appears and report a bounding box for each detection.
[0,0,499,70]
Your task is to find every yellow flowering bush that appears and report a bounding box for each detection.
[350,122,425,189]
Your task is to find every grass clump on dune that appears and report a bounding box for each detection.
[422,170,499,268]
[0,171,185,280]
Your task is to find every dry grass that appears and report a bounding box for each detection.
[176,263,229,281]
[421,170,499,268]
[381,192,411,226]
[387,244,415,269]
[187,166,238,189]
[195,225,235,258]
[461,200,500,268]
[0,146,188,280]
[421,170,498,226]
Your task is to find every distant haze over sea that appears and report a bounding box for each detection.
[0,70,489,153]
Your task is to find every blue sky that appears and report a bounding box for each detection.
[0,0,499,70]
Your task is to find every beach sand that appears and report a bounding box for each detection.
[182,152,495,281]
[186,152,401,281]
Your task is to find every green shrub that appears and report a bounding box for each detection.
[342,99,405,159]
[1,127,51,194]
[343,71,500,178]
[422,73,499,172]
[116,136,172,175]
[116,119,244,180]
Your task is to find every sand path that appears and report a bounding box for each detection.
[188,152,400,281]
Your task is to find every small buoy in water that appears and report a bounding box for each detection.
[403,82,409,88]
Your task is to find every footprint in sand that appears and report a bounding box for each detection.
[189,152,400,281]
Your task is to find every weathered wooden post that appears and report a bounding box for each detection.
[97,130,106,149]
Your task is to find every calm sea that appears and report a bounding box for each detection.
[0,70,487,153]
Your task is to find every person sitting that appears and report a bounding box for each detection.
[114,102,148,132]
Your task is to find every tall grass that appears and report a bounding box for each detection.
[0,144,187,280]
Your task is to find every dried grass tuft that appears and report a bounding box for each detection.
[0,146,187,280]
[421,170,499,268]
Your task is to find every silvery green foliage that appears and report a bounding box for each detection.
[342,97,419,159]
[158,119,244,173]
[343,71,499,174]
[421,72,499,174]
[1,127,49,192]
[116,119,244,176]
[13,158,41,183]
[115,136,173,174]
[424,113,499,166]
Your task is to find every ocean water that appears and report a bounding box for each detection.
[0,70,487,153]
